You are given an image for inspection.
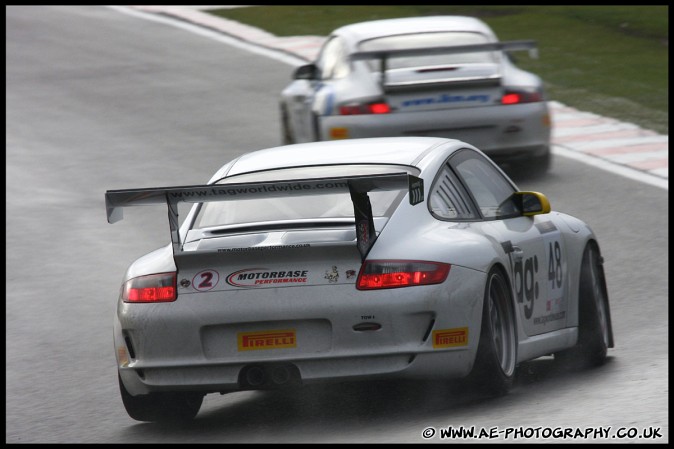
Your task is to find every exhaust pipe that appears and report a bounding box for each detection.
[270,365,291,385]
[244,365,266,387]
[239,364,300,389]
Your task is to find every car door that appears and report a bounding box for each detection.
[281,36,349,143]
[446,149,568,336]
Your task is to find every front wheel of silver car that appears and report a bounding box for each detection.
[280,105,295,145]
[467,267,517,396]
[118,373,203,423]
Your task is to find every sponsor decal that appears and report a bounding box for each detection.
[357,220,369,245]
[546,296,564,313]
[346,270,357,279]
[217,244,311,253]
[167,181,349,200]
[401,93,490,108]
[226,268,308,288]
[432,327,469,348]
[534,311,566,326]
[325,266,339,283]
[330,127,349,139]
[238,329,297,351]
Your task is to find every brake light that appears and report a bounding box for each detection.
[501,88,543,105]
[368,103,391,114]
[356,260,450,290]
[339,102,391,115]
[122,272,177,303]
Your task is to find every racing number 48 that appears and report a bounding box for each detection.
[548,241,563,290]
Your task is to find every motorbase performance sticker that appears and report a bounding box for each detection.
[226,268,308,288]
[432,327,468,348]
[237,329,297,351]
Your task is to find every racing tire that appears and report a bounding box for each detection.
[510,149,551,176]
[530,150,551,173]
[555,242,611,369]
[280,105,295,145]
[118,373,204,423]
[467,267,518,396]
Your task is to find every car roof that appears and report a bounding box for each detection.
[222,137,459,177]
[331,15,496,44]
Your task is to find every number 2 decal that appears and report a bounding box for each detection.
[192,270,219,292]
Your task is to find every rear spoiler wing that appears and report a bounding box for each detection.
[105,173,424,259]
[350,40,538,89]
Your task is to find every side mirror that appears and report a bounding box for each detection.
[293,63,318,80]
[514,191,551,216]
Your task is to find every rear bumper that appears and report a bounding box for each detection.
[115,266,486,395]
[118,350,477,396]
[318,102,551,157]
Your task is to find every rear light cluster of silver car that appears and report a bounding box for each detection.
[122,272,177,303]
[121,260,451,301]
[339,102,391,115]
[356,260,451,290]
[501,87,544,105]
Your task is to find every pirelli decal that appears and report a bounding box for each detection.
[432,327,468,348]
[237,329,297,351]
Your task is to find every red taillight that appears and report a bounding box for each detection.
[339,102,391,115]
[501,88,543,105]
[501,93,522,105]
[356,260,450,290]
[368,103,391,114]
[122,272,177,303]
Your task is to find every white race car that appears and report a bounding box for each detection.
[280,16,552,171]
[106,137,613,422]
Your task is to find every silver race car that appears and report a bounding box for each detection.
[280,16,552,171]
[106,137,612,422]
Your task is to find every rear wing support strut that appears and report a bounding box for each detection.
[106,173,424,259]
[349,189,377,260]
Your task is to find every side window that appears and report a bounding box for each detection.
[449,149,520,219]
[429,164,479,220]
[316,36,350,80]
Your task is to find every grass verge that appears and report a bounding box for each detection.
[210,5,668,134]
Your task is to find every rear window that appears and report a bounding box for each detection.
[192,165,419,230]
[358,31,495,70]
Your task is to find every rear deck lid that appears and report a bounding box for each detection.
[351,32,537,111]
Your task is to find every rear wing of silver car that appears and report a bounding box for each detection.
[106,173,424,259]
[350,40,538,90]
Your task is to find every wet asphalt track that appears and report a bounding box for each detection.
[6,5,668,443]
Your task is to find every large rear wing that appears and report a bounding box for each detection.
[105,173,424,259]
[350,40,538,90]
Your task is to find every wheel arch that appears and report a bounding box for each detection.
[583,239,615,349]
[466,261,519,394]
[489,261,520,350]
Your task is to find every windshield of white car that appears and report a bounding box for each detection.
[358,31,496,70]
[192,164,420,231]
